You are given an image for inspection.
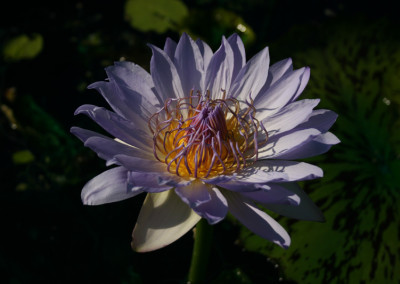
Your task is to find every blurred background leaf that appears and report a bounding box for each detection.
[240,18,400,284]
[124,0,188,33]
[12,150,35,165]
[3,34,43,61]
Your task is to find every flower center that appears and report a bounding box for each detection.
[148,91,267,178]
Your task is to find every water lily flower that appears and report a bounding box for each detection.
[71,33,339,252]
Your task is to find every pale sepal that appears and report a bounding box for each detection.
[132,190,201,252]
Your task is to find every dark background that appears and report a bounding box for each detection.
[1,1,399,283]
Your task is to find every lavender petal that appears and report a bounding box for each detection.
[112,154,166,172]
[195,187,228,225]
[261,99,320,135]
[174,33,204,95]
[241,184,300,206]
[227,33,246,83]
[292,67,310,101]
[127,171,190,193]
[231,160,323,183]
[175,180,211,208]
[299,109,339,133]
[163,37,177,59]
[224,190,291,248]
[265,58,293,87]
[230,45,270,101]
[195,38,213,71]
[149,44,184,100]
[74,104,153,150]
[255,67,306,112]
[87,80,150,130]
[258,128,322,159]
[263,183,325,222]
[81,166,142,205]
[274,132,340,160]
[106,61,161,107]
[71,127,153,162]
[205,37,234,99]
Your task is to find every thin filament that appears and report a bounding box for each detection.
[148,92,268,178]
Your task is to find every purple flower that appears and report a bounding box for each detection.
[72,33,339,252]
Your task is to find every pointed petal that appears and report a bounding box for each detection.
[127,171,174,193]
[224,190,291,248]
[70,126,108,143]
[261,99,320,135]
[230,46,270,101]
[216,183,265,192]
[149,44,185,100]
[274,132,340,160]
[227,33,246,82]
[163,37,177,59]
[313,131,340,144]
[88,81,148,126]
[196,38,213,71]
[175,180,211,208]
[255,67,306,112]
[292,67,310,101]
[202,175,237,185]
[74,104,153,150]
[263,183,325,222]
[71,127,153,163]
[113,154,166,173]
[258,128,322,159]
[210,172,289,191]
[266,58,293,87]
[300,109,339,133]
[195,187,228,225]
[175,181,228,225]
[88,63,160,128]
[81,167,142,205]
[174,33,204,95]
[205,37,234,99]
[106,61,161,108]
[132,191,201,252]
[127,171,190,193]
[230,160,323,183]
[259,108,338,157]
[241,185,300,206]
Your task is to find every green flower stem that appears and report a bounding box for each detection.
[187,218,213,284]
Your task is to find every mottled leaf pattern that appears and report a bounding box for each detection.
[240,20,400,284]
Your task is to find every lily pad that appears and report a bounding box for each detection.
[3,34,43,61]
[124,0,188,33]
[240,19,400,284]
[12,150,35,164]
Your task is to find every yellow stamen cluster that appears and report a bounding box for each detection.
[148,91,267,178]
